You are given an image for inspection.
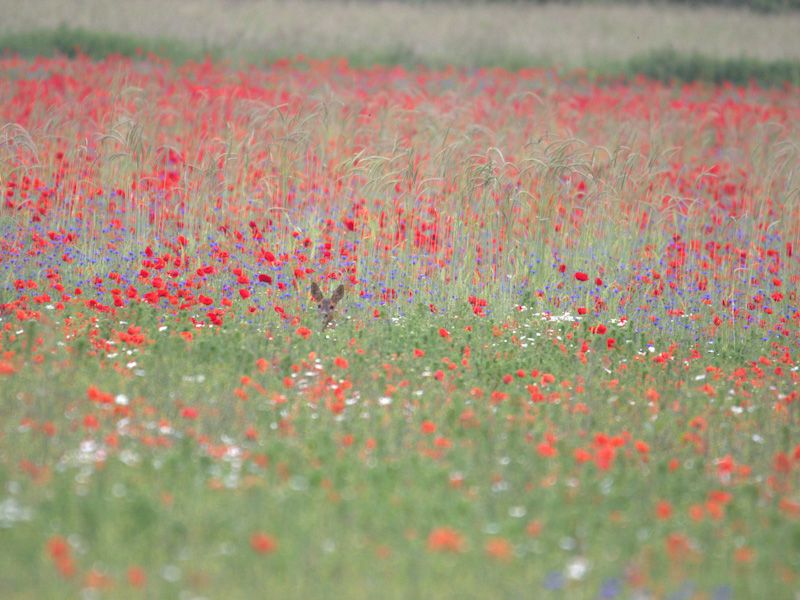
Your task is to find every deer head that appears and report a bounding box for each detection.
[310,282,345,330]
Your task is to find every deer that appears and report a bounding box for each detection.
[310,281,345,330]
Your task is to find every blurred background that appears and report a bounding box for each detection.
[2,0,800,84]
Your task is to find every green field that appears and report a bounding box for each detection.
[1,2,800,599]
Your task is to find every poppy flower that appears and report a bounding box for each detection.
[655,500,673,520]
[485,537,514,561]
[426,527,466,553]
[126,566,147,588]
[250,532,278,554]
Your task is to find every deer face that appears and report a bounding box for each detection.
[310,282,345,329]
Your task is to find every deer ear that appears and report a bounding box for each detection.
[331,284,345,304]
[310,282,324,302]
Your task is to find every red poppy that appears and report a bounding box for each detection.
[485,537,514,561]
[126,566,147,588]
[426,527,465,553]
[250,532,278,554]
[655,500,673,520]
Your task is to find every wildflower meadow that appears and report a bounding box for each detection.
[1,50,799,599]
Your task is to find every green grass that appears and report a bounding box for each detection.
[1,300,798,599]
[625,48,800,86]
[0,25,212,64]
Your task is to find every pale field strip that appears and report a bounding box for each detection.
[3,0,800,66]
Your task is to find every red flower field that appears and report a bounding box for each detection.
[1,53,799,598]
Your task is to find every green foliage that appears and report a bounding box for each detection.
[0,24,214,63]
[625,48,800,87]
